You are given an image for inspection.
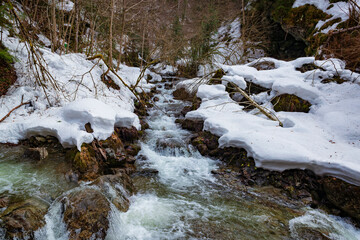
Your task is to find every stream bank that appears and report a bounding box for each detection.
[175,86,360,227]
[0,76,359,239]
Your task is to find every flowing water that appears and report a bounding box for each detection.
[1,79,360,239]
[104,80,360,240]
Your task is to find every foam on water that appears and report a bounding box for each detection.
[290,210,360,240]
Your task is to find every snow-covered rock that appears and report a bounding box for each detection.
[185,57,360,185]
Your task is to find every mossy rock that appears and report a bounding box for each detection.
[281,4,331,42]
[319,17,342,31]
[100,133,124,153]
[306,33,329,56]
[72,143,99,181]
[272,94,311,113]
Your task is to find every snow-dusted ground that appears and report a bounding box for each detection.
[0,29,159,150]
[184,57,360,185]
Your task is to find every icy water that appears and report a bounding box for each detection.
[0,80,360,239]
[0,145,76,203]
[105,80,360,240]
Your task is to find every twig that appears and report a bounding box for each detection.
[0,101,31,123]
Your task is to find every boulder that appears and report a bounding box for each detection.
[62,188,111,240]
[91,173,134,212]
[322,177,360,221]
[0,198,49,239]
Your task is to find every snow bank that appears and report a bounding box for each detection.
[185,57,360,185]
[0,29,152,150]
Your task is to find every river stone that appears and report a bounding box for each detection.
[24,147,48,160]
[0,198,49,239]
[156,138,184,149]
[91,173,134,212]
[322,177,360,221]
[63,188,110,240]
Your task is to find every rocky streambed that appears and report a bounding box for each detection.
[0,77,359,239]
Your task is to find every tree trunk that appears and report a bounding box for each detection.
[108,0,114,68]
[51,0,57,52]
[116,0,126,71]
[75,0,80,52]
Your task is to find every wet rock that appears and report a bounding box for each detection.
[140,120,149,130]
[105,153,127,168]
[125,144,141,156]
[0,198,49,239]
[249,61,276,71]
[181,119,204,132]
[164,83,173,89]
[135,168,159,177]
[322,177,360,221]
[63,188,110,240]
[180,106,192,116]
[71,143,99,181]
[116,127,139,143]
[92,173,134,212]
[173,88,194,101]
[24,147,48,160]
[272,94,311,113]
[156,138,184,149]
[64,170,79,183]
[0,196,9,208]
